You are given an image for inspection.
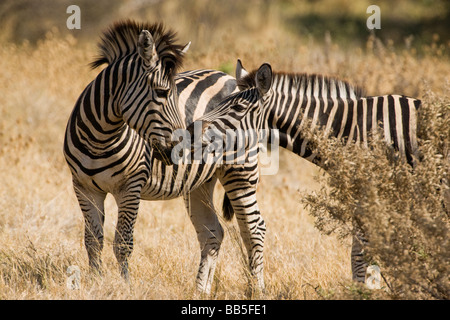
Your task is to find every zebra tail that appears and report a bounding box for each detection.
[222,193,235,221]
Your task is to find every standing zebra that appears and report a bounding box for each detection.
[64,20,270,294]
[64,20,190,279]
[231,60,421,283]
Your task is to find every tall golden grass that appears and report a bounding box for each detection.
[0,1,449,299]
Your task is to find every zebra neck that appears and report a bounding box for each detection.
[71,61,139,155]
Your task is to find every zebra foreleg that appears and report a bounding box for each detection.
[113,191,141,281]
[73,183,107,275]
[184,179,224,295]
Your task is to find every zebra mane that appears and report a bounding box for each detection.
[238,70,366,99]
[90,20,184,75]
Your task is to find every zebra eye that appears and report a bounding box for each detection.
[233,104,246,113]
[154,88,169,99]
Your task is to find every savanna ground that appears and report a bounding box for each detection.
[0,0,448,299]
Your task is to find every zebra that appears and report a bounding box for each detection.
[181,63,273,293]
[64,20,191,279]
[64,20,271,294]
[231,59,421,283]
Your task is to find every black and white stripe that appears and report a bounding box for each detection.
[176,69,238,125]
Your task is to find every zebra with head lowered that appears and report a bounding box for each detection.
[230,60,421,283]
[180,63,274,293]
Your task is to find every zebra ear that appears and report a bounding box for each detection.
[138,30,158,66]
[255,63,272,96]
[179,41,191,54]
[236,59,249,80]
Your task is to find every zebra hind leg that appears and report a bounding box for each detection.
[113,191,141,281]
[73,183,107,275]
[220,182,266,294]
[184,179,224,295]
[352,228,384,290]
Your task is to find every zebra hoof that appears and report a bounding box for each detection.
[365,265,381,289]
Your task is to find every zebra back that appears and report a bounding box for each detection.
[236,60,421,166]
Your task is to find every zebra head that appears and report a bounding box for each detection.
[183,63,273,164]
[116,22,189,165]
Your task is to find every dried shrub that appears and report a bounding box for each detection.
[302,90,449,299]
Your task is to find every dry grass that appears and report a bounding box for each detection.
[0,1,449,300]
